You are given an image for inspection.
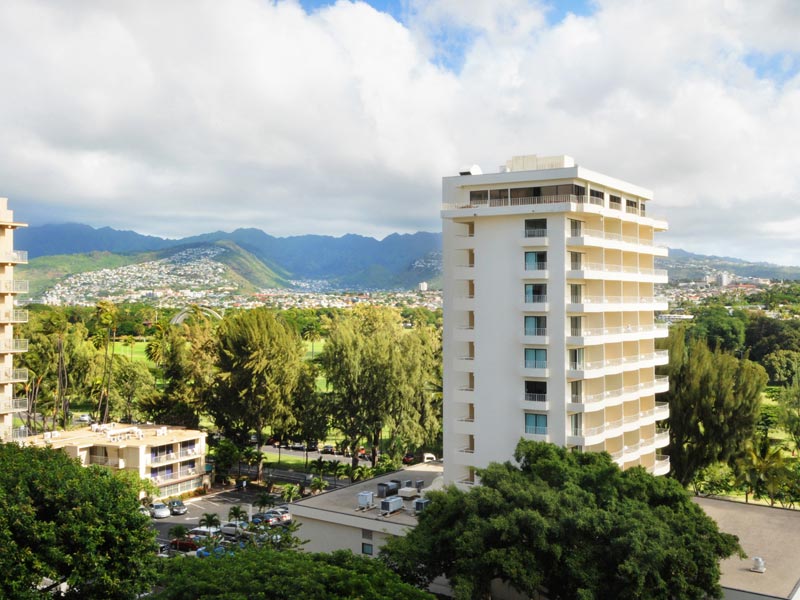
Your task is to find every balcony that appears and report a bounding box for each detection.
[1,426,29,441]
[0,310,28,324]
[651,454,670,476]
[567,295,669,312]
[453,386,475,403]
[522,262,548,278]
[524,425,548,436]
[0,251,27,264]
[453,295,475,311]
[654,428,670,448]
[567,229,668,256]
[521,328,548,344]
[521,295,549,312]
[0,396,27,413]
[521,393,549,411]
[0,338,28,353]
[90,456,121,467]
[522,360,548,377]
[150,451,178,465]
[567,262,668,283]
[0,280,28,293]
[567,323,669,345]
[0,368,27,383]
[452,264,475,280]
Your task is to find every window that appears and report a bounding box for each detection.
[609,195,621,210]
[361,542,374,556]
[524,218,547,238]
[525,251,547,270]
[510,187,536,199]
[525,413,548,435]
[569,284,583,303]
[469,190,488,205]
[569,251,583,270]
[570,413,582,436]
[570,316,582,336]
[571,380,583,402]
[525,348,547,369]
[590,189,605,199]
[569,219,583,237]
[525,283,547,303]
[524,316,546,336]
[525,381,547,402]
[361,529,373,540]
[489,189,508,203]
[569,348,584,369]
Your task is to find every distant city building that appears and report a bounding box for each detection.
[0,198,28,443]
[441,155,670,486]
[418,281,428,292]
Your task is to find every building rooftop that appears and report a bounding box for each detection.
[292,461,445,531]
[20,423,203,450]
[695,496,800,599]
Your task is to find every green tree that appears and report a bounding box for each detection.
[112,357,156,423]
[228,505,248,522]
[690,304,746,353]
[762,349,800,385]
[210,308,304,481]
[199,512,221,529]
[735,435,787,505]
[153,546,433,600]
[382,441,741,600]
[318,306,441,470]
[168,524,189,541]
[0,443,156,599]
[93,300,119,423]
[779,375,800,452]
[281,483,301,503]
[659,328,767,486]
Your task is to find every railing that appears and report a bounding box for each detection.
[456,263,475,268]
[524,393,547,403]
[443,194,662,219]
[458,356,475,361]
[1,426,30,440]
[0,251,28,263]
[623,414,639,424]
[458,416,475,423]
[524,328,547,337]
[624,441,640,453]
[0,310,28,323]
[90,456,120,467]
[524,262,548,271]
[569,324,669,337]
[459,447,475,454]
[0,338,28,352]
[0,280,28,293]
[0,368,28,383]
[179,447,198,458]
[524,295,548,303]
[570,263,668,277]
[150,452,177,464]
[524,425,548,435]
[568,295,668,305]
[524,360,547,369]
[574,229,666,249]
[524,228,547,238]
[458,386,475,392]
[0,397,27,412]
[640,435,655,447]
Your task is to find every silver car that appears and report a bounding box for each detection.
[149,502,170,519]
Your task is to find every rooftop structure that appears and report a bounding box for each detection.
[441,155,670,485]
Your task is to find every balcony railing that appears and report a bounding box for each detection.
[568,295,668,305]
[571,229,666,249]
[0,368,28,383]
[569,352,668,373]
[0,280,28,293]
[524,295,548,304]
[0,251,28,264]
[0,310,28,323]
[524,328,547,337]
[1,426,29,440]
[524,228,547,238]
[524,262,548,271]
[179,447,199,458]
[150,452,177,464]
[90,456,120,467]
[0,396,27,412]
[443,193,662,219]
[524,393,547,403]
[0,338,28,352]
[570,262,668,278]
[569,324,668,337]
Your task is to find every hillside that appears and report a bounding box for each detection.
[656,249,800,282]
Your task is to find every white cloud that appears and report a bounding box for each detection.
[2,0,800,264]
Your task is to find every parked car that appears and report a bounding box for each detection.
[137,505,151,517]
[75,414,93,424]
[320,444,336,455]
[423,453,436,463]
[220,521,249,537]
[251,512,281,527]
[290,441,306,451]
[170,537,202,553]
[269,506,292,524]
[149,502,170,519]
[188,526,221,538]
[402,452,415,465]
[168,499,188,515]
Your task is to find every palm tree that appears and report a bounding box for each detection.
[301,323,322,358]
[281,484,301,503]
[737,435,787,505]
[311,456,326,478]
[310,476,328,495]
[335,461,350,484]
[351,464,374,482]
[256,491,275,511]
[199,512,221,529]
[228,505,248,522]
[168,524,189,540]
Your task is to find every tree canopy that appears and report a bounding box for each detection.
[0,443,157,599]
[152,546,433,600]
[381,441,741,600]
[659,327,767,486]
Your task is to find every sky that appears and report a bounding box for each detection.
[3,0,800,264]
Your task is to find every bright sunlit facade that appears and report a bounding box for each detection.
[0,198,28,443]
[441,155,670,486]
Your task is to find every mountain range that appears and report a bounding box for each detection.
[14,223,800,297]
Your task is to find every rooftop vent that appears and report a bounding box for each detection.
[751,557,766,573]
[357,491,374,510]
[380,495,405,515]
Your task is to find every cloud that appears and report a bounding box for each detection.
[2,0,800,264]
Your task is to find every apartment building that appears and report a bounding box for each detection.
[0,198,28,443]
[21,423,209,498]
[441,155,670,486]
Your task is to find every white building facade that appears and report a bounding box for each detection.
[0,198,28,443]
[441,155,670,486]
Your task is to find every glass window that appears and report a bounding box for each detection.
[510,187,536,199]
[569,284,583,303]
[525,251,547,270]
[525,284,547,303]
[524,316,546,336]
[525,413,548,435]
[569,252,583,270]
[569,219,583,237]
[524,218,547,238]
[569,348,584,369]
[469,190,488,205]
[361,543,374,556]
[570,413,582,436]
[525,381,547,402]
[524,348,547,369]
